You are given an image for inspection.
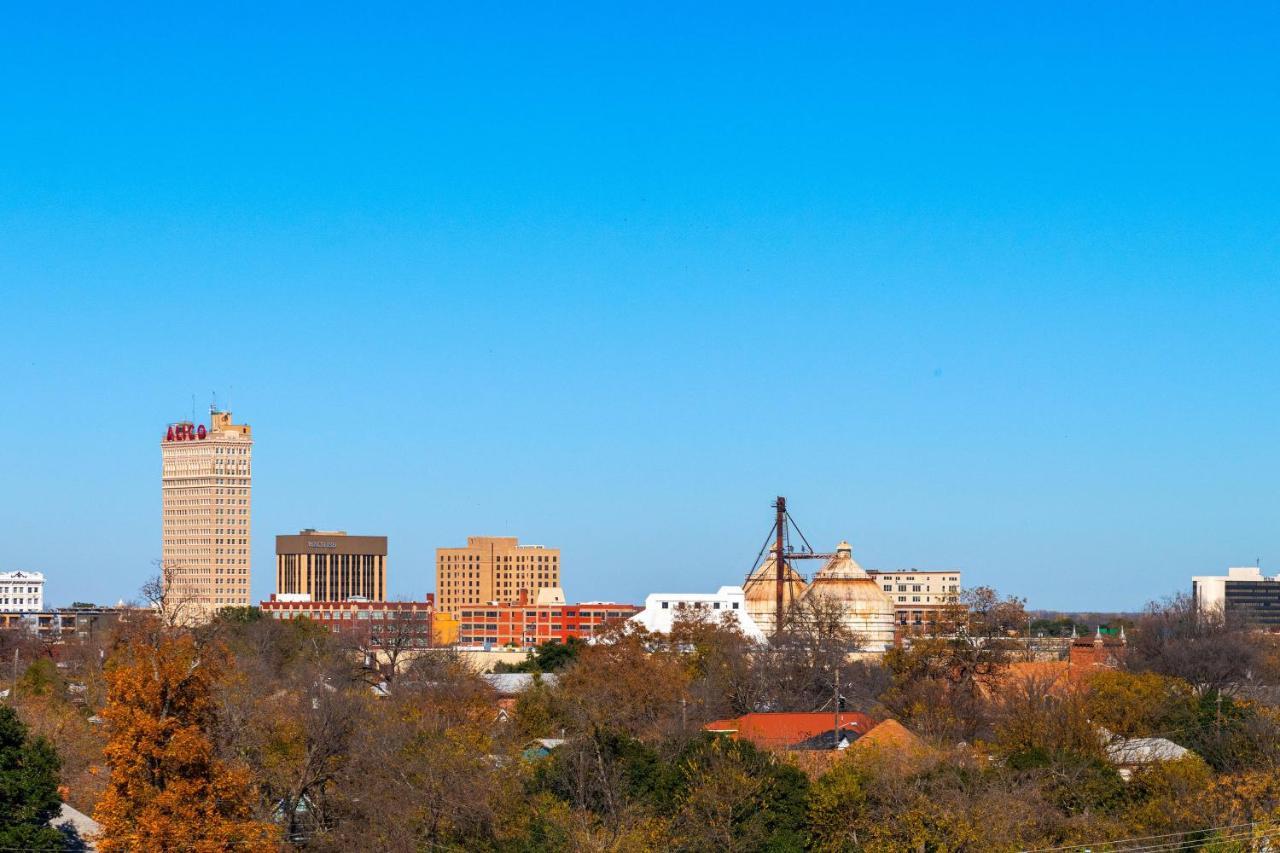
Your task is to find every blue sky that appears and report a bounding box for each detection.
[2,3,1277,611]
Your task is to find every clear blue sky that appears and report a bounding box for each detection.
[2,3,1278,611]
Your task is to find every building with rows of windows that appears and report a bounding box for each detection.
[0,571,44,612]
[455,587,639,649]
[161,408,253,621]
[276,530,387,601]
[436,536,560,617]
[259,594,436,645]
[865,569,962,629]
[1193,566,1280,628]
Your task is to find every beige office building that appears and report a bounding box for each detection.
[160,409,253,621]
[276,530,387,601]
[866,569,962,628]
[436,536,559,615]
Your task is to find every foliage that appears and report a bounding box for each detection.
[17,657,61,697]
[1126,593,1264,696]
[1084,670,1197,738]
[807,760,870,851]
[881,632,1013,742]
[962,586,1029,638]
[993,674,1100,760]
[496,636,585,673]
[15,578,1280,852]
[214,605,263,624]
[664,736,809,852]
[0,705,64,852]
[93,626,278,852]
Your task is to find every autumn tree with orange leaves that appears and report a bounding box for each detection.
[93,613,277,852]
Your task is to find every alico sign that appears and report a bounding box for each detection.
[165,423,207,441]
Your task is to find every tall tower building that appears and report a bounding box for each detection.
[161,408,253,621]
[435,536,559,616]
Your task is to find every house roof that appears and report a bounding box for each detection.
[481,673,559,695]
[1102,731,1190,765]
[704,711,876,749]
[849,719,922,752]
[51,802,100,849]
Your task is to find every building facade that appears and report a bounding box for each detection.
[866,569,962,628]
[0,605,128,639]
[1193,567,1280,628]
[454,587,639,648]
[259,594,434,646]
[276,530,387,601]
[436,536,560,616]
[161,409,253,621]
[629,586,764,641]
[0,571,44,613]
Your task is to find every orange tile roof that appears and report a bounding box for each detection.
[703,712,877,749]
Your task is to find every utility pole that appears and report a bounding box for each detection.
[833,667,841,750]
[774,496,786,634]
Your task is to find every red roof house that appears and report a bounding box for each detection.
[704,711,877,751]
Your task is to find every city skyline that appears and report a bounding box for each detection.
[3,5,1278,612]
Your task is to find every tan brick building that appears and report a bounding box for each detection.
[435,536,559,616]
[865,569,962,629]
[276,530,387,601]
[161,409,253,621]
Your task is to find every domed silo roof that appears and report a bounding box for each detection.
[801,541,896,652]
[743,552,809,636]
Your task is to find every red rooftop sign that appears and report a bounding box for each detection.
[165,424,207,441]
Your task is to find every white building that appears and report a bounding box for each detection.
[629,585,765,642]
[1192,566,1280,628]
[0,572,44,612]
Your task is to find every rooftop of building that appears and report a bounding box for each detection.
[849,719,924,753]
[644,586,746,601]
[276,532,388,554]
[438,536,556,551]
[704,711,877,749]
[1193,567,1280,583]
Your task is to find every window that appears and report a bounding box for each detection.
[661,602,669,609]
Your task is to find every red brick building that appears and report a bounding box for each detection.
[1069,626,1127,670]
[259,594,435,648]
[455,589,639,649]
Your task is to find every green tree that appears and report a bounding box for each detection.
[0,705,65,852]
[496,637,585,673]
[663,736,809,852]
[16,657,61,698]
[214,605,263,624]
[808,760,871,851]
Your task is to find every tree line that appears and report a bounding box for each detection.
[2,583,1279,850]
